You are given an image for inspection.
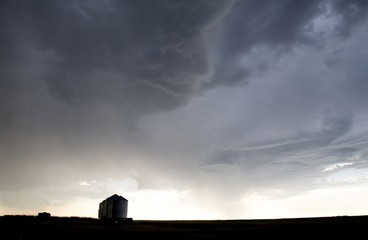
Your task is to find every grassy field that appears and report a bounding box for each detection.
[1,215,367,239]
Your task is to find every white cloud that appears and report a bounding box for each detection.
[322,162,354,172]
[78,181,90,186]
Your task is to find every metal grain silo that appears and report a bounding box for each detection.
[98,194,128,221]
[113,196,128,218]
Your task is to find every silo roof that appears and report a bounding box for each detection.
[106,194,128,201]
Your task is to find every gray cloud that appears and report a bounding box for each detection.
[0,0,230,123]
[2,0,366,121]
[332,0,368,37]
[1,0,368,218]
[207,0,368,88]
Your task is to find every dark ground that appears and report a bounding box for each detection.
[1,215,367,239]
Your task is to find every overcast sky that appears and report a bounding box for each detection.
[1,0,368,220]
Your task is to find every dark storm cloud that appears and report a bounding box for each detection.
[0,0,230,190]
[1,0,368,217]
[332,0,368,37]
[205,105,367,189]
[0,0,229,122]
[207,0,368,87]
[206,0,321,87]
[213,109,354,161]
[1,0,366,122]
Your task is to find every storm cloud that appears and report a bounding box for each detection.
[1,0,368,219]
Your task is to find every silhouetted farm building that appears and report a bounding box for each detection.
[37,212,51,220]
[98,194,129,223]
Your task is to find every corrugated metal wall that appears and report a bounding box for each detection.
[98,195,128,219]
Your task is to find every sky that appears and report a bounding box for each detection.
[0,0,367,220]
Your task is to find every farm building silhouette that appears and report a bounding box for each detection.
[98,194,130,223]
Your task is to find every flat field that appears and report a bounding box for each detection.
[1,215,367,239]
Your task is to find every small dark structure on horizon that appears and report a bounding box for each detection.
[99,194,131,223]
[37,212,51,221]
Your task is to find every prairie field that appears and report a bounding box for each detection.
[1,215,367,239]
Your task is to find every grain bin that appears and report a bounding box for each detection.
[98,194,128,221]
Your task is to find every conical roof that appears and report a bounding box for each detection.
[106,194,128,201]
